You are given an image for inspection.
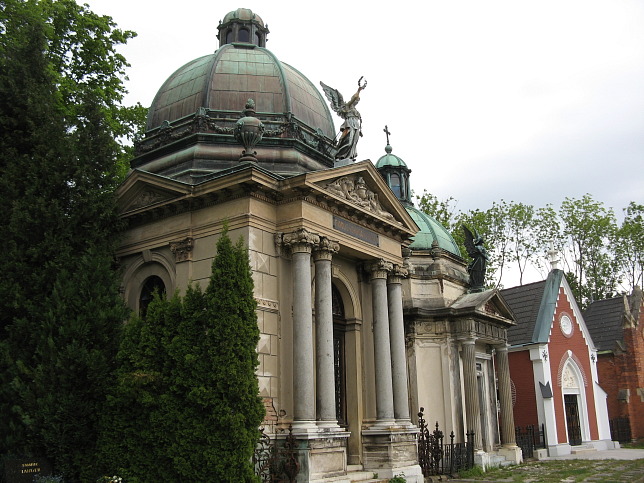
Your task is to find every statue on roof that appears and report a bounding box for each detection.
[320,77,367,161]
[463,225,489,292]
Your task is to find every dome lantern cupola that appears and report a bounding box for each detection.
[375,126,412,206]
[217,8,269,47]
[376,126,461,257]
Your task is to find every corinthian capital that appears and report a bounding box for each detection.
[281,228,320,254]
[365,258,394,280]
[388,264,409,284]
[313,236,340,261]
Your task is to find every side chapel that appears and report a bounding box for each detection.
[116,8,520,481]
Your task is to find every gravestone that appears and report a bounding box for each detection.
[3,457,52,483]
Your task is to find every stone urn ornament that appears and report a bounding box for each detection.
[235,98,265,162]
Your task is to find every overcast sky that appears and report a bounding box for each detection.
[81,0,644,218]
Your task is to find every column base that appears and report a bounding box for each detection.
[497,445,523,465]
[317,420,341,431]
[290,420,319,434]
[291,431,350,481]
[361,426,421,481]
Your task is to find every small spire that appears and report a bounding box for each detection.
[547,242,560,270]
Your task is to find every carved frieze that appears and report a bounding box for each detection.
[324,176,396,221]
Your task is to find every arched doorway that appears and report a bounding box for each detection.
[562,362,584,446]
[139,275,166,318]
[332,283,347,427]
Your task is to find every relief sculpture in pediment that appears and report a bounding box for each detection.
[324,176,395,221]
[129,189,167,210]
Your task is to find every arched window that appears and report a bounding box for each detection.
[238,28,250,43]
[390,173,402,198]
[225,29,233,44]
[139,275,166,318]
[255,31,261,46]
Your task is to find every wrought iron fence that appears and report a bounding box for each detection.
[515,424,545,459]
[610,417,632,443]
[417,407,474,477]
[253,425,300,482]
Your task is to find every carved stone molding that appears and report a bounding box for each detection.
[169,237,194,262]
[255,297,279,313]
[324,175,396,221]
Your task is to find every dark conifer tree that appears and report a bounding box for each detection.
[0,1,141,479]
[103,229,264,481]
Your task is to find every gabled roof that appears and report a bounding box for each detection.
[500,270,564,346]
[449,289,516,327]
[584,291,639,352]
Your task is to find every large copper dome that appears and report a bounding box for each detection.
[146,44,335,138]
[134,8,337,179]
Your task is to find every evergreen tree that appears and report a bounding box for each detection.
[103,230,264,481]
[0,1,140,479]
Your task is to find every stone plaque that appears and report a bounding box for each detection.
[333,216,379,246]
[4,457,52,482]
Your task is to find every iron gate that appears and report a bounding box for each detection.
[253,425,300,482]
[417,407,474,476]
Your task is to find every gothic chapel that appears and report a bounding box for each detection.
[116,8,520,481]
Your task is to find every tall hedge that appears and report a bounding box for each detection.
[101,229,264,481]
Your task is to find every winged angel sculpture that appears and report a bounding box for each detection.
[462,225,490,292]
[320,77,367,161]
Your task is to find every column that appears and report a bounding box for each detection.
[314,237,340,428]
[368,259,395,423]
[496,344,517,446]
[387,265,411,423]
[461,337,483,449]
[282,228,319,430]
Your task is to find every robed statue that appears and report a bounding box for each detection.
[463,225,489,292]
[320,77,367,161]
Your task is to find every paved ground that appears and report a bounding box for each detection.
[541,447,644,460]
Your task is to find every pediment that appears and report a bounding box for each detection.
[117,170,190,214]
[303,161,418,236]
[452,289,516,326]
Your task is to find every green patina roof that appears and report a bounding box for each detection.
[146,44,335,137]
[406,206,461,255]
[375,144,408,169]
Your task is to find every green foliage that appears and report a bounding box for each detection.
[559,194,618,306]
[414,191,638,303]
[457,465,485,477]
[0,0,139,479]
[101,229,264,481]
[388,473,407,482]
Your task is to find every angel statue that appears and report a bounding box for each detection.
[462,225,489,292]
[320,77,367,161]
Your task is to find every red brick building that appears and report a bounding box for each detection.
[584,287,644,442]
[500,269,615,456]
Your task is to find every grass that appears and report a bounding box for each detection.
[452,459,644,482]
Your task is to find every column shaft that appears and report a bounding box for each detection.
[462,338,483,449]
[387,271,410,422]
[496,345,517,446]
[370,261,395,422]
[314,239,339,426]
[292,249,315,423]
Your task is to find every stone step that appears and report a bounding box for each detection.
[571,445,597,454]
